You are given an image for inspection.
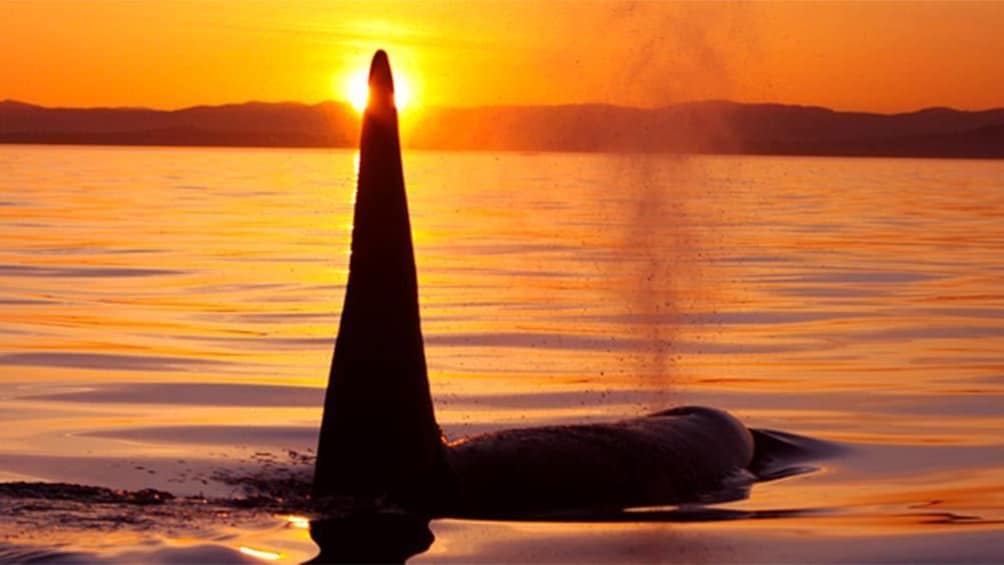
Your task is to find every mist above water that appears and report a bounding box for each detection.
[579,3,747,394]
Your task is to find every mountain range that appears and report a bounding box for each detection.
[2,99,1003,158]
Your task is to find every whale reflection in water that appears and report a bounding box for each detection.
[311,50,824,531]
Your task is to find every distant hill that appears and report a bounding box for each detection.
[2,99,1003,158]
[0,100,359,148]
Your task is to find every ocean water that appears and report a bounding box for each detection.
[0,145,1002,562]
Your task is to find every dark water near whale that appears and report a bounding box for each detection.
[0,145,1002,562]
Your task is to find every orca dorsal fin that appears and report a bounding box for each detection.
[314,50,447,504]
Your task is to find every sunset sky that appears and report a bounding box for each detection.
[3,0,1003,113]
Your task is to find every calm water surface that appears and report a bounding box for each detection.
[0,145,1002,562]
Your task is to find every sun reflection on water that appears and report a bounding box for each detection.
[238,546,282,561]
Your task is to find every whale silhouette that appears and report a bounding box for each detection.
[313,51,762,518]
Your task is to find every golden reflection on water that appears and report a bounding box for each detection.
[239,546,282,560]
[0,146,1002,560]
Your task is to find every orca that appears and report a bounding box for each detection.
[313,50,759,517]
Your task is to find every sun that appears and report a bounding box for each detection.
[341,67,413,113]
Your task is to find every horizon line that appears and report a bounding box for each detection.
[3,98,1003,117]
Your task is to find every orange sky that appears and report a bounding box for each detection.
[2,0,1003,113]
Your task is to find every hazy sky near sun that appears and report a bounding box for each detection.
[3,0,1003,112]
